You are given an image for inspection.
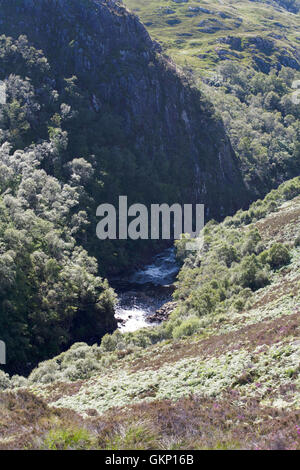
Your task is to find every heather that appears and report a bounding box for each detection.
[1,390,300,450]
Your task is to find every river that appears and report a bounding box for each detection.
[111,248,179,332]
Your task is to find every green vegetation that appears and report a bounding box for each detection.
[125,0,300,197]
[0,174,298,383]
[12,175,296,372]
[1,176,298,389]
[0,0,249,277]
[201,64,300,197]
[43,427,96,450]
[1,178,299,449]
[125,0,300,72]
[0,141,117,375]
[0,0,249,374]
[1,387,299,450]
[0,0,300,451]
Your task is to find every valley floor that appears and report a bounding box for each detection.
[0,191,299,450]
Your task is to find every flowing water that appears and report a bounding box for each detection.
[111,248,179,332]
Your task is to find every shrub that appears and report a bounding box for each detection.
[43,427,96,450]
[241,229,262,256]
[217,244,239,267]
[105,423,158,450]
[266,243,291,270]
[234,255,270,291]
[172,316,202,339]
[28,359,60,384]
[189,286,220,317]
[10,375,28,388]
[294,236,300,248]
[0,370,11,390]
[101,330,124,352]
[233,297,246,312]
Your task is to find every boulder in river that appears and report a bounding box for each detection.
[148,301,178,323]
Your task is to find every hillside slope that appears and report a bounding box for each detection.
[124,0,300,198]
[1,177,299,450]
[0,0,249,274]
[124,0,300,73]
[0,0,253,375]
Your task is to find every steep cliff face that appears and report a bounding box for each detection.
[0,0,249,273]
[0,0,247,205]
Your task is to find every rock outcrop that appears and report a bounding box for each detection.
[0,0,249,221]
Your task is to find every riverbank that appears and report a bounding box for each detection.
[111,248,179,332]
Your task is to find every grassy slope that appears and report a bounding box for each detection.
[124,0,300,75]
[1,178,299,450]
[123,0,300,201]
